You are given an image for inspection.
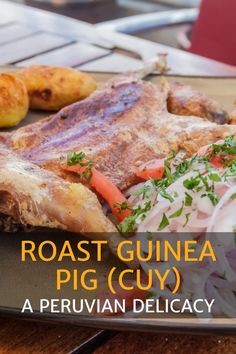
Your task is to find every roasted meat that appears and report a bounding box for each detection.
[2,75,235,191]
[0,143,115,233]
[0,60,235,239]
[167,81,229,124]
[229,100,236,124]
[0,142,138,259]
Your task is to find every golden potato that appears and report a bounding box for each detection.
[17,65,97,111]
[0,73,29,128]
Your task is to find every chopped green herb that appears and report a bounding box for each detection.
[159,189,174,203]
[201,191,219,206]
[158,213,169,231]
[183,177,200,190]
[183,213,190,227]
[134,184,151,199]
[208,173,221,182]
[116,136,236,235]
[175,159,191,175]
[113,201,131,213]
[117,216,136,234]
[164,161,174,184]
[66,151,93,183]
[67,151,86,166]
[118,201,152,233]
[185,192,193,206]
[169,203,184,218]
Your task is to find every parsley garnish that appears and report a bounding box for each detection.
[231,193,236,200]
[201,192,219,206]
[66,151,93,183]
[134,184,151,199]
[67,151,86,166]
[169,203,184,218]
[183,213,190,227]
[116,216,136,234]
[183,177,200,190]
[113,201,131,213]
[158,213,169,231]
[159,189,174,203]
[185,192,193,206]
[208,173,221,182]
[117,201,152,233]
[117,136,236,234]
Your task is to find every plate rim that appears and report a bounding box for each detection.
[1,306,236,334]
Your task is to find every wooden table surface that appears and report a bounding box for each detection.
[0,0,236,76]
[0,1,236,353]
[0,318,236,354]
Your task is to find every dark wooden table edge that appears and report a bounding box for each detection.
[68,330,116,354]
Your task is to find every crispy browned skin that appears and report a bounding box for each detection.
[229,100,236,124]
[167,81,229,124]
[0,143,143,261]
[0,143,116,234]
[1,76,236,192]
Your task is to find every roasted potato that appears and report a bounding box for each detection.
[0,73,29,128]
[17,65,97,111]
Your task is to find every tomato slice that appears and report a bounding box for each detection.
[209,154,235,168]
[136,159,165,180]
[197,140,234,168]
[197,140,225,157]
[62,162,131,222]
